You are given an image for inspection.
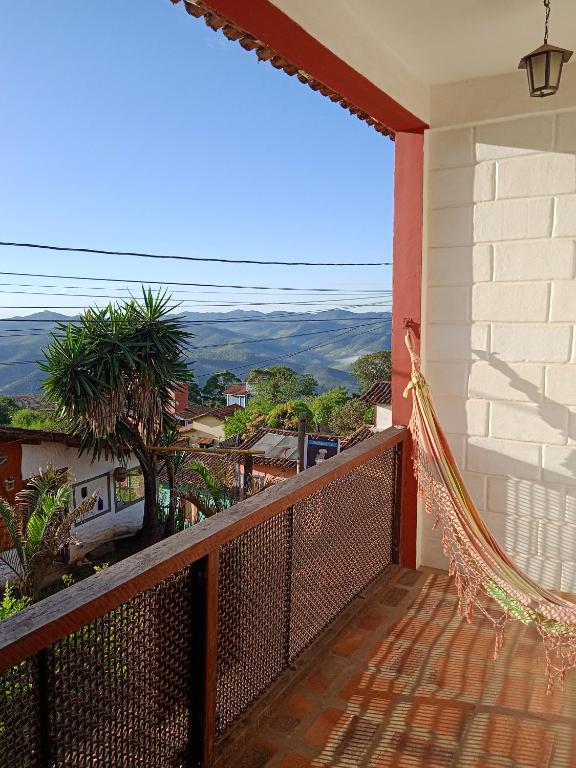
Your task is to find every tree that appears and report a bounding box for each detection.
[10,408,63,432]
[0,396,17,426]
[247,366,318,404]
[351,351,392,392]
[0,465,97,601]
[188,372,204,406]
[42,290,192,543]
[224,399,273,439]
[328,399,373,436]
[267,401,313,431]
[202,370,241,406]
[311,388,349,429]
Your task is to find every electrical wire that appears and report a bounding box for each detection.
[0,320,389,367]
[0,314,389,325]
[0,241,391,267]
[0,319,389,345]
[0,270,390,292]
[225,322,388,374]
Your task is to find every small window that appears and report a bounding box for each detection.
[114,468,145,512]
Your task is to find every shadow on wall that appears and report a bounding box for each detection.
[425,113,576,590]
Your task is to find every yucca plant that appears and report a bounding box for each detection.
[0,465,97,601]
[41,289,193,543]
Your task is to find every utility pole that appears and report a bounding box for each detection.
[297,412,306,474]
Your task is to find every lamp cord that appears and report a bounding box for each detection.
[544,0,550,44]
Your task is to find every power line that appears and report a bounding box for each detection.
[0,319,387,345]
[0,270,390,292]
[0,314,390,325]
[0,241,391,267]
[0,298,392,309]
[0,283,392,298]
[226,322,388,374]
[0,320,389,367]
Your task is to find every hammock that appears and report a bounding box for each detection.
[403,329,576,691]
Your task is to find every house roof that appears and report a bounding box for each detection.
[238,425,375,469]
[359,381,392,406]
[0,427,80,447]
[9,395,54,412]
[224,383,248,396]
[172,0,394,138]
[178,404,241,424]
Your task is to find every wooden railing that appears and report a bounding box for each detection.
[0,426,409,768]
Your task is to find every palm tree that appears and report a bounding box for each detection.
[0,465,97,601]
[41,289,192,543]
[180,461,234,519]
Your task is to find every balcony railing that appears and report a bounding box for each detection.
[0,426,409,768]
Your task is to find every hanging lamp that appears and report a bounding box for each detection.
[519,0,572,97]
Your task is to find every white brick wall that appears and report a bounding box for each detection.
[422,110,576,590]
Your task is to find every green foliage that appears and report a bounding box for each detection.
[0,396,17,426]
[267,400,313,431]
[310,388,349,428]
[328,399,371,436]
[0,465,98,601]
[224,399,273,439]
[202,370,240,406]
[92,562,109,574]
[41,288,193,541]
[351,350,392,391]
[188,371,204,405]
[247,365,318,404]
[0,583,29,621]
[10,408,63,432]
[182,461,233,518]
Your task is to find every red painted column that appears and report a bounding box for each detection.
[392,132,424,569]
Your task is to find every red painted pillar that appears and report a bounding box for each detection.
[392,131,424,569]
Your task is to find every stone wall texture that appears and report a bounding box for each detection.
[422,109,576,592]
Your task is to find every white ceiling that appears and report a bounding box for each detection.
[271,0,576,85]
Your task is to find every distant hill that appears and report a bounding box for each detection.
[0,309,391,395]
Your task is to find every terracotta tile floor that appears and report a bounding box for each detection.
[221,567,576,768]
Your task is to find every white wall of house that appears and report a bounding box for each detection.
[421,81,576,591]
[375,404,393,431]
[21,442,143,558]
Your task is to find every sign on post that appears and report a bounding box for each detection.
[304,436,340,470]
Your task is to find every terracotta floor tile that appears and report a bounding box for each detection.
[303,707,351,748]
[406,698,474,740]
[481,714,554,767]
[330,629,366,657]
[223,572,576,768]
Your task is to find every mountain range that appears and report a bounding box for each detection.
[0,309,391,395]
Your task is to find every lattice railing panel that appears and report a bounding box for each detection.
[289,450,396,658]
[216,446,397,733]
[46,568,194,768]
[0,656,41,767]
[216,511,291,734]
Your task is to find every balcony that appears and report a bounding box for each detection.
[1,426,574,768]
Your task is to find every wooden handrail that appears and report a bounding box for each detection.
[0,426,408,673]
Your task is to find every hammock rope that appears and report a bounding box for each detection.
[404,329,576,691]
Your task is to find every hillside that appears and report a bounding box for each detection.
[0,309,391,395]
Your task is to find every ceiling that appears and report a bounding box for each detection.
[270,0,576,86]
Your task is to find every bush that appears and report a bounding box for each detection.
[0,583,29,621]
[267,400,313,430]
[223,399,273,439]
[328,399,372,436]
[310,388,349,428]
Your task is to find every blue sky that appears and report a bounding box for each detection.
[0,0,394,317]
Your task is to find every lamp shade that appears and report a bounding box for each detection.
[113,466,128,483]
[519,42,573,97]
